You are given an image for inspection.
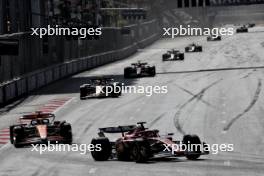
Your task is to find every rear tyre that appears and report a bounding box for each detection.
[197,47,202,52]
[80,88,87,100]
[183,134,202,160]
[124,67,132,78]
[116,142,131,161]
[150,67,156,77]
[180,54,184,60]
[91,137,111,161]
[132,141,152,163]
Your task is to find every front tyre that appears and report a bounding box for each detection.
[183,134,202,160]
[61,123,72,144]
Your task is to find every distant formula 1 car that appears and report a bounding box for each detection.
[236,26,248,33]
[162,49,184,61]
[9,112,72,148]
[185,43,202,52]
[124,61,156,78]
[246,23,255,28]
[91,122,209,163]
[207,35,221,41]
[80,78,122,99]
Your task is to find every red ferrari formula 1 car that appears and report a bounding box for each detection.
[91,122,209,163]
[9,111,72,148]
[124,61,156,78]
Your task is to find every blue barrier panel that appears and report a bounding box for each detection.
[4,82,16,102]
[16,78,27,96]
[0,86,4,105]
[36,71,45,88]
[81,59,87,71]
[28,75,37,92]
[87,57,93,69]
[67,62,73,75]
[60,64,67,77]
[73,61,78,73]
[53,66,60,81]
[45,69,53,84]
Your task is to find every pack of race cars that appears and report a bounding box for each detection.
[8,23,256,163]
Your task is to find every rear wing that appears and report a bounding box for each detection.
[99,125,136,134]
[19,112,55,123]
[90,77,114,84]
[131,62,148,66]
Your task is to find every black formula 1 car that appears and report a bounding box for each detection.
[80,78,122,99]
[9,112,72,148]
[91,122,209,163]
[236,26,248,33]
[185,43,202,52]
[124,61,156,78]
[162,49,184,61]
[246,23,255,28]
[207,35,221,41]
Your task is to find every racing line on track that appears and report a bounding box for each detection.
[0,97,72,147]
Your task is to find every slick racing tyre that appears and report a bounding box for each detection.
[132,141,152,163]
[80,88,87,100]
[183,134,202,160]
[150,67,156,77]
[179,53,184,60]
[116,142,131,161]
[91,137,111,161]
[12,126,24,148]
[196,46,202,52]
[61,123,72,144]
[124,67,133,78]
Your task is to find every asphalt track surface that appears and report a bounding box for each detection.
[0,27,264,176]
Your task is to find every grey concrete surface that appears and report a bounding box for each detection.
[0,28,264,176]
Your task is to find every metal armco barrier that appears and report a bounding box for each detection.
[0,20,159,107]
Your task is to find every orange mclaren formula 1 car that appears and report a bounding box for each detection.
[91,122,209,163]
[9,111,72,147]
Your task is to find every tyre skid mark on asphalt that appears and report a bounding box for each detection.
[148,112,167,128]
[174,84,216,109]
[173,79,223,135]
[157,65,264,75]
[240,69,256,79]
[223,79,262,131]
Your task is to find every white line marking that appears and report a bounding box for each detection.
[89,168,97,174]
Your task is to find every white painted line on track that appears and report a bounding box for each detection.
[88,168,97,174]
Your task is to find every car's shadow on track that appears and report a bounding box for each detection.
[107,158,209,164]
[33,74,139,95]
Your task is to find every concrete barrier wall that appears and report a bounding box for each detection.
[161,4,264,28]
[0,20,159,106]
